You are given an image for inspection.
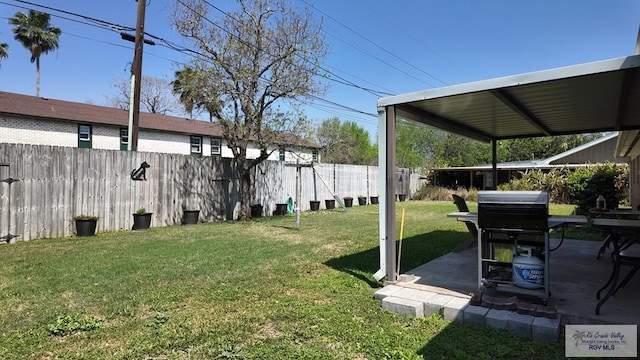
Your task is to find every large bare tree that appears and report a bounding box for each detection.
[172,0,328,219]
[107,76,181,115]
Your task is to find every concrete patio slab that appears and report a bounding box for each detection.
[404,238,640,326]
[375,238,640,341]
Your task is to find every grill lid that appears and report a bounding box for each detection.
[478,191,548,231]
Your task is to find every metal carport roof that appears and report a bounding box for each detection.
[378,55,640,143]
[374,54,640,282]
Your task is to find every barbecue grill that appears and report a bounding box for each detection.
[477,191,550,301]
[478,191,548,231]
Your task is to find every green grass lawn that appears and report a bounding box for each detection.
[0,201,595,359]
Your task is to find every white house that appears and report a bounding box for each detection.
[0,91,320,163]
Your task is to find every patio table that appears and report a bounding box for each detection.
[447,212,587,230]
[448,211,587,253]
[589,209,640,259]
[590,218,640,315]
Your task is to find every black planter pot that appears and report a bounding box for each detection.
[275,203,288,216]
[182,210,200,225]
[75,219,97,237]
[250,204,263,218]
[132,213,152,230]
[357,197,367,206]
[370,196,379,205]
[398,194,406,202]
[343,197,353,208]
[325,199,335,210]
[310,200,320,211]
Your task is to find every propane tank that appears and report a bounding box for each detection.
[596,195,606,209]
[512,247,544,289]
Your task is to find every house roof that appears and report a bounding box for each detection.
[0,91,223,137]
[0,91,319,148]
[378,55,640,143]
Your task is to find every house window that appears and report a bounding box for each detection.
[211,138,221,156]
[120,128,129,151]
[312,149,319,163]
[78,124,92,148]
[279,145,285,161]
[190,136,203,157]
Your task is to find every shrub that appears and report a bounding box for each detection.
[567,163,628,214]
[412,184,477,202]
[498,168,571,203]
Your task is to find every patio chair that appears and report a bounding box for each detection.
[452,194,478,247]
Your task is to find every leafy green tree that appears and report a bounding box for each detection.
[8,10,61,97]
[395,120,429,169]
[316,118,376,165]
[500,134,599,162]
[171,0,328,219]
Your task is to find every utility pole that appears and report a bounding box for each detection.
[128,0,147,151]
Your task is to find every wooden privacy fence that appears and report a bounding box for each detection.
[0,143,425,241]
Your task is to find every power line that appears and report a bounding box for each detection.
[362,0,471,81]
[198,0,392,97]
[308,95,376,118]
[302,0,449,87]
[1,0,380,127]
[5,0,135,32]
[323,27,436,89]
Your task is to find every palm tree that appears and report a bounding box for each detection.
[9,10,61,96]
[0,42,8,63]
[0,32,8,64]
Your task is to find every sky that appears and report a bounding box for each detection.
[0,0,638,140]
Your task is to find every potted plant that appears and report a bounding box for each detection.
[398,194,407,202]
[74,215,98,237]
[309,200,320,211]
[325,199,335,210]
[357,195,367,206]
[181,209,200,225]
[370,196,379,205]
[343,196,353,208]
[132,207,152,230]
[250,204,263,218]
[274,203,288,216]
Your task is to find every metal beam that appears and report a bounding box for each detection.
[615,68,638,131]
[395,104,494,143]
[490,89,552,136]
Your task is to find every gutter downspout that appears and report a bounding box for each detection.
[374,105,397,281]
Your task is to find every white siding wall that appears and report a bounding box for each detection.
[0,117,77,146]
[1,116,315,161]
[93,125,123,150]
[139,130,192,155]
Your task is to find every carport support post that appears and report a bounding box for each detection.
[491,140,498,190]
[376,106,397,282]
